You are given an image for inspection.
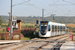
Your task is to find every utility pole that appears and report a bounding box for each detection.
[53,15,55,21]
[42,9,44,21]
[51,14,55,22]
[8,12,10,27]
[10,0,13,39]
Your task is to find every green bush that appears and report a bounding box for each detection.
[21,31,39,39]
[73,31,75,33]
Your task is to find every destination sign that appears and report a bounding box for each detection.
[41,23,47,24]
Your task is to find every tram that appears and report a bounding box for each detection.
[39,21,66,37]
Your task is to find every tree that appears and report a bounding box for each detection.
[0,16,3,26]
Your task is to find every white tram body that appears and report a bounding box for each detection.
[39,21,66,37]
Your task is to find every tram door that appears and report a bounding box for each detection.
[47,25,51,36]
[58,26,60,35]
[55,26,57,35]
[52,25,55,36]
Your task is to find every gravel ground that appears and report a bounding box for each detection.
[1,34,70,50]
[16,42,47,50]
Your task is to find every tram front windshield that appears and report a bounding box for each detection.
[41,25,47,31]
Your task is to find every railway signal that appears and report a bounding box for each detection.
[36,20,39,24]
[34,20,39,37]
[34,25,36,37]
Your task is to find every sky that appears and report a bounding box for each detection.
[0,0,75,17]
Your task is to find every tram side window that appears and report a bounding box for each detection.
[58,26,59,32]
[52,25,54,32]
[55,26,57,31]
[60,26,62,31]
[62,26,64,31]
[63,26,65,31]
[48,25,50,31]
[62,26,63,31]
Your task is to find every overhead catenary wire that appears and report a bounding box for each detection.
[52,0,59,5]
[49,4,75,6]
[33,0,74,16]
[11,0,75,16]
[36,0,52,9]
[41,0,66,16]
[62,0,75,4]
[12,0,42,9]
[51,0,66,14]
[50,0,75,6]
[30,4,42,9]
[51,0,75,16]
[44,11,57,16]
[12,0,30,7]
[22,3,41,9]
[62,5,71,12]
[36,0,58,16]
[37,0,46,7]
[49,0,75,16]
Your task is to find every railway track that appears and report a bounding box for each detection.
[0,33,70,50]
[36,35,69,50]
[0,38,45,50]
[13,34,69,50]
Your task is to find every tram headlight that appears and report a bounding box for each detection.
[45,31,47,33]
[41,31,42,33]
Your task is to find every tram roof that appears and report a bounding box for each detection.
[40,21,65,26]
[49,21,65,26]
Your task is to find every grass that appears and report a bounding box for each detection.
[21,23,35,26]
[1,23,36,28]
[2,23,8,25]
[0,30,6,33]
[0,31,3,33]
[21,35,30,40]
[66,24,75,28]
[1,23,35,28]
[21,23,35,28]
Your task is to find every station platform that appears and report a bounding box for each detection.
[0,40,21,44]
[60,41,75,50]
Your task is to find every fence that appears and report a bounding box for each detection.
[0,32,10,40]
[12,30,21,40]
[21,28,35,33]
[0,29,21,40]
[72,34,75,41]
[0,28,35,40]
[0,29,3,31]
